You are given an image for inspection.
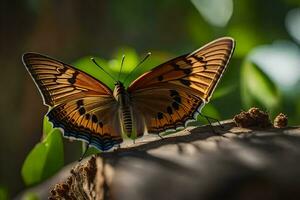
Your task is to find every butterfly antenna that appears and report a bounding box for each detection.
[123,52,151,83]
[91,58,117,82]
[118,55,125,80]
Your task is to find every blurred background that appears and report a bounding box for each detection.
[1,0,300,198]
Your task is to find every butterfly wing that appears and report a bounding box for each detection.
[128,37,235,134]
[23,53,122,150]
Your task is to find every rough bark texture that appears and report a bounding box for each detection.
[17,119,300,200]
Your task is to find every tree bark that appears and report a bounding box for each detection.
[17,119,300,200]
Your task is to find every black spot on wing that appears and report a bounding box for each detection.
[92,114,98,123]
[158,75,164,81]
[170,90,179,97]
[76,99,84,108]
[68,71,79,84]
[57,67,67,74]
[167,106,173,115]
[157,112,163,120]
[173,96,181,103]
[180,79,191,86]
[172,102,179,110]
[173,64,180,70]
[183,68,192,75]
[78,107,86,115]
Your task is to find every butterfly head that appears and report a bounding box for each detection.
[113,81,127,99]
[114,80,123,86]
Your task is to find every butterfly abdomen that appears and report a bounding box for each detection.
[121,106,133,134]
[114,82,133,135]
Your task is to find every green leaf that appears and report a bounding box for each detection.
[112,47,139,87]
[241,59,281,115]
[228,26,263,57]
[21,129,64,186]
[43,116,52,138]
[81,145,100,158]
[73,56,115,90]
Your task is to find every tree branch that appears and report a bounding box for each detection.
[17,119,300,200]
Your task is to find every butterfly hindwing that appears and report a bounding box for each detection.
[129,37,235,134]
[23,53,123,150]
[132,84,204,134]
[47,97,122,150]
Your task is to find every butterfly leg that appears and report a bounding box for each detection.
[199,114,226,137]
[113,144,122,153]
[202,115,216,133]
[199,113,224,129]
[117,144,121,149]
[78,143,90,162]
[158,133,164,139]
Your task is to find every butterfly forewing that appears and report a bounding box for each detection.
[23,53,112,106]
[129,37,235,134]
[23,53,122,150]
[129,37,234,101]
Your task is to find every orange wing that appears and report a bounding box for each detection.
[23,53,122,150]
[129,37,235,134]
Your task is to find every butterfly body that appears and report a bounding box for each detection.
[23,37,235,151]
[113,81,134,136]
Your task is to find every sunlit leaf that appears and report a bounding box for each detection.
[21,129,64,186]
[113,48,169,87]
[113,47,139,73]
[85,147,100,157]
[73,56,115,90]
[133,51,170,78]
[228,26,263,57]
[191,0,233,27]
[43,116,52,138]
[249,41,300,92]
[81,143,100,159]
[112,47,139,86]
[241,59,281,115]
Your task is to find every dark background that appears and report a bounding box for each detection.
[1,0,300,198]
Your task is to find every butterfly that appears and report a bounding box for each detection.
[22,37,235,151]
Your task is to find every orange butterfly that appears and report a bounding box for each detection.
[22,37,235,151]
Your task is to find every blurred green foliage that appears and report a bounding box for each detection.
[241,60,281,116]
[20,0,300,187]
[0,186,8,200]
[23,192,39,200]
